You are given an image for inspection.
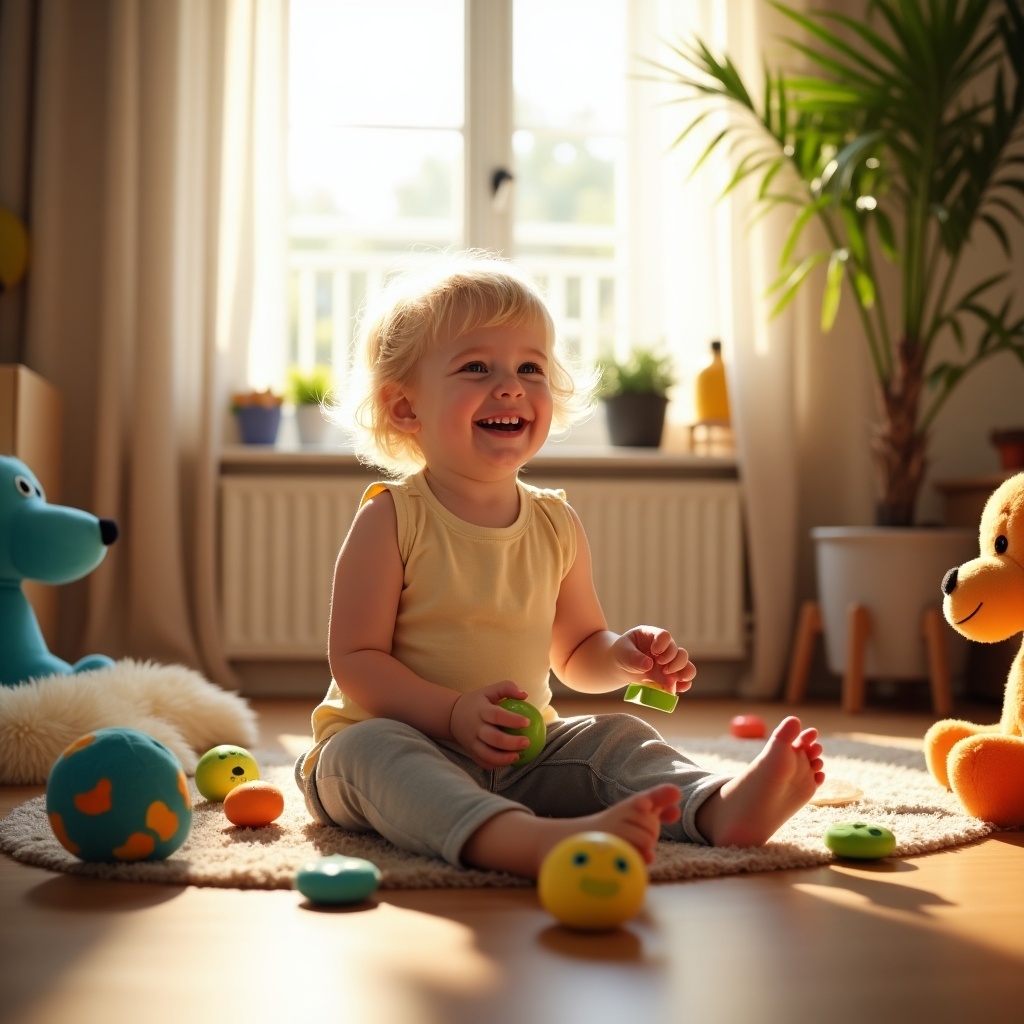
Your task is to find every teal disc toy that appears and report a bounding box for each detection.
[295,855,381,905]
[45,727,192,862]
[824,821,896,860]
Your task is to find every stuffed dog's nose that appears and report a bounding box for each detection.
[942,567,958,596]
[99,519,119,546]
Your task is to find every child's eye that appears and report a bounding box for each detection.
[460,361,487,373]
[519,362,544,375]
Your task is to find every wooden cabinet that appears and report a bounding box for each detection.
[0,364,64,643]
[934,473,1012,531]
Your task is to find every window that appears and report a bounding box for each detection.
[270,0,727,434]
[285,0,465,387]
[511,0,626,368]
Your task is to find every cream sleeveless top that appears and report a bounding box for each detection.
[301,471,576,778]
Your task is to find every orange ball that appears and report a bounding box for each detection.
[222,780,284,827]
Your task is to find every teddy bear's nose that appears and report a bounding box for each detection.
[942,567,958,596]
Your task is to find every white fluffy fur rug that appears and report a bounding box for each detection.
[0,659,259,784]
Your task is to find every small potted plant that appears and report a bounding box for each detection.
[597,347,676,447]
[287,365,333,445]
[232,389,283,445]
[991,428,1024,471]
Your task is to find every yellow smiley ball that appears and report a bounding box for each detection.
[538,831,648,931]
[194,745,260,802]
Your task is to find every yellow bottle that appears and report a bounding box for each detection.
[694,340,731,424]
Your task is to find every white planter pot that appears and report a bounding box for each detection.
[295,404,330,445]
[812,526,976,680]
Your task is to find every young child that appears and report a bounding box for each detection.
[296,252,824,878]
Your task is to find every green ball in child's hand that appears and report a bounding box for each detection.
[498,698,546,764]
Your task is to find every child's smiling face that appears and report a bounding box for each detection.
[395,321,554,478]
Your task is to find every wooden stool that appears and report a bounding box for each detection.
[784,600,953,716]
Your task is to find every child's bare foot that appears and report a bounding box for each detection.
[696,716,824,847]
[461,783,682,878]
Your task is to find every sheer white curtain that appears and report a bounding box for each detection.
[647,0,809,698]
[724,0,813,699]
[18,0,286,686]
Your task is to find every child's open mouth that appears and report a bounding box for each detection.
[476,416,526,433]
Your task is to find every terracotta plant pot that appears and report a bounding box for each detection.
[991,428,1024,470]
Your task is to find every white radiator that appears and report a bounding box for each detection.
[220,474,746,659]
[529,477,745,658]
[220,476,368,658]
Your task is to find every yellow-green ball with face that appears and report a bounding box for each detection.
[538,831,648,930]
[194,745,260,802]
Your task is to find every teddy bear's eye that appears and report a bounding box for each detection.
[995,535,1008,555]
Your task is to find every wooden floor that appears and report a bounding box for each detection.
[2,694,1023,1024]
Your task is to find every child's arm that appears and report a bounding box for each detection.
[328,491,532,767]
[550,506,696,695]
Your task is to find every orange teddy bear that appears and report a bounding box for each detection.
[924,472,1024,828]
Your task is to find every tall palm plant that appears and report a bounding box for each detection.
[658,0,1024,525]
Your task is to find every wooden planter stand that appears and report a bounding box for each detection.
[784,599,953,716]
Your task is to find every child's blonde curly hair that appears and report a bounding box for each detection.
[336,252,596,476]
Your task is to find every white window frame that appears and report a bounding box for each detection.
[278,0,724,428]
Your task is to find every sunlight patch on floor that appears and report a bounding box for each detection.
[831,731,924,751]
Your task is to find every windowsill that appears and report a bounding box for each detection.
[219,442,738,478]
[220,409,738,478]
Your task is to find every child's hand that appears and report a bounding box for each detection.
[449,681,535,769]
[615,626,697,695]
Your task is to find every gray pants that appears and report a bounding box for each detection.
[298,713,731,866]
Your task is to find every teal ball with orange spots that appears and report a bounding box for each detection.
[45,727,192,862]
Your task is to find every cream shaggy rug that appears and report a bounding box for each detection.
[0,660,259,784]
[0,735,993,890]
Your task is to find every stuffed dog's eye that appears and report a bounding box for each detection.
[995,535,1008,555]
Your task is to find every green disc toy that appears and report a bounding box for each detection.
[623,682,678,713]
[823,821,896,860]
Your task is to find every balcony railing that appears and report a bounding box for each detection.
[285,218,622,384]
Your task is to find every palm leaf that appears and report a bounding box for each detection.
[652,0,1024,522]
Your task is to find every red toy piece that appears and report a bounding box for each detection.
[730,714,767,739]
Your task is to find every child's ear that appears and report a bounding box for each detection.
[384,386,420,435]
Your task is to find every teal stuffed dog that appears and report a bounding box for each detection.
[0,455,118,686]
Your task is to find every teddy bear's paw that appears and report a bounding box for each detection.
[949,733,1024,827]
[923,718,989,789]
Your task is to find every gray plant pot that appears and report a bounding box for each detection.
[603,394,668,447]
